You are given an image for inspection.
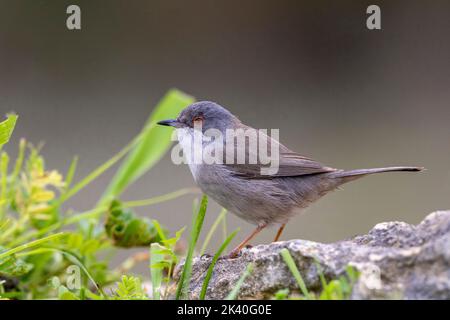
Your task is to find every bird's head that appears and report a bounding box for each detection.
[157,101,240,134]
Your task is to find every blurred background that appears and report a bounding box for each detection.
[1,0,449,255]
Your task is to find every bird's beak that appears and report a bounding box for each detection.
[157,119,182,128]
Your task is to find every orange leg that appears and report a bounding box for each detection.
[228,223,267,258]
[273,223,286,242]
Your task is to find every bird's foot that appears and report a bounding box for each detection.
[219,249,242,260]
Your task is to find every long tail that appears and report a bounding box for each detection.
[330,166,424,183]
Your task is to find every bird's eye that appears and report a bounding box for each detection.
[192,115,204,125]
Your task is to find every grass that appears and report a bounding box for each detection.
[175,195,208,299]
[0,89,201,300]
[199,229,238,299]
[280,248,360,300]
[100,89,195,205]
[0,233,66,260]
[0,90,359,300]
[200,208,227,256]
[280,248,311,299]
[225,263,254,300]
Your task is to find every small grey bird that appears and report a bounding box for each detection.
[158,101,423,257]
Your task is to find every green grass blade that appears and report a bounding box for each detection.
[17,246,107,298]
[0,152,9,219]
[64,156,78,192]
[8,206,108,248]
[100,89,195,204]
[0,113,18,146]
[123,187,199,208]
[58,131,143,205]
[200,208,227,256]
[10,138,26,187]
[152,220,167,242]
[199,229,238,300]
[0,232,65,260]
[314,259,328,290]
[225,263,254,300]
[280,248,311,299]
[0,219,10,232]
[175,195,208,300]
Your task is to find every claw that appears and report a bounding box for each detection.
[226,249,242,259]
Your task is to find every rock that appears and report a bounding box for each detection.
[173,210,450,299]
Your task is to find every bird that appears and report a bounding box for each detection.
[157,101,423,258]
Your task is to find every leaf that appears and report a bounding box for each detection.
[152,219,167,242]
[0,232,66,261]
[19,246,107,298]
[150,243,165,300]
[80,238,101,256]
[225,263,254,300]
[58,130,143,205]
[280,248,312,299]
[58,286,80,300]
[0,255,33,277]
[124,188,198,209]
[112,275,147,300]
[317,265,359,300]
[0,114,18,147]
[274,288,290,300]
[150,261,171,269]
[100,89,195,204]
[175,195,208,299]
[199,229,238,299]
[200,208,227,256]
[162,226,186,248]
[151,248,172,256]
[63,156,78,192]
[104,200,164,247]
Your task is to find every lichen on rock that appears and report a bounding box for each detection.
[173,210,450,299]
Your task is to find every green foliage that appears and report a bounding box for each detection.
[274,288,290,300]
[100,89,195,204]
[0,254,33,277]
[279,249,360,300]
[175,195,208,299]
[200,208,227,256]
[150,225,185,300]
[280,248,312,299]
[58,285,80,300]
[318,265,360,300]
[149,243,164,300]
[0,95,359,301]
[199,229,238,299]
[105,200,165,247]
[111,275,148,300]
[225,263,254,300]
[0,114,17,147]
[0,90,204,300]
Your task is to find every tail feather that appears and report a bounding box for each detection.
[330,166,424,182]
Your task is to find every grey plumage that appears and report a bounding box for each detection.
[158,101,423,256]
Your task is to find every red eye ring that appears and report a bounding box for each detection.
[192,115,204,124]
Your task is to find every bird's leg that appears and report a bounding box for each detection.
[228,223,267,258]
[273,223,286,242]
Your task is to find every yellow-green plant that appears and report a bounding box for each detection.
[0,90,196,299]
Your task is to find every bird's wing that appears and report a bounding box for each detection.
[222,128,336,179]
